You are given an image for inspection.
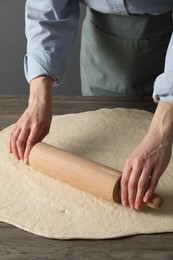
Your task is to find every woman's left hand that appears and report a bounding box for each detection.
[121,131,172,210]
[121,99,173,210]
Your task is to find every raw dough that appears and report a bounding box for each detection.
[0,108,173,239]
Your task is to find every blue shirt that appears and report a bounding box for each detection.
[24,0,173,103]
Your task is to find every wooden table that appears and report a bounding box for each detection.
[0,96,173,260]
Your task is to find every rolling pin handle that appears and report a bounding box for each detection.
[144,193,164,209]
[112,179,164,210]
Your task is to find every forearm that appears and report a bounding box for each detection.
[148,99,173,142]
[29,76,53,106]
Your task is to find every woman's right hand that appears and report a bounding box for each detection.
[8,76,53,164]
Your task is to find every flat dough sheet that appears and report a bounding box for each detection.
[0,108,173,239]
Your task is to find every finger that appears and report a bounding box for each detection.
[128,168,142,209]
[121,164,132,207]
[24,126,50,164]
[10,127,21,159]
[24,145,33,165]
[24,127,44,164]
[143,168,161,203]
[135,166,153,210]
[8,124,18,153]
[16,128,30,160]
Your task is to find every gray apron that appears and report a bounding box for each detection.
[80,9,173,96]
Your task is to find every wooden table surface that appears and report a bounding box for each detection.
[0,96,173,260]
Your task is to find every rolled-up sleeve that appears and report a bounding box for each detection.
[153,13,173,104]
[24,0,80,84]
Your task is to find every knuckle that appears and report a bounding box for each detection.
[129,181,136,190]
[27,139,34,147]
[16,139,24,147]
[10,135,16,143]
[138,180,147,190]
[121,177,129,187]
[33,122,42,130]
[16,138,25,148]
[125,158,132,168]
[22,121,30,130]
[133,158,143,170]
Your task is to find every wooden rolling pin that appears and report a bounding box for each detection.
[29,142,164,209]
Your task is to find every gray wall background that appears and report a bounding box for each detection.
[0,1,86,95]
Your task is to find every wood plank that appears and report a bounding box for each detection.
[0,95,157,130]
[0,96,172,260]
[0,95,157,114]
[0,221,173,260]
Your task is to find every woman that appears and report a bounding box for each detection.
[8,0,173,210]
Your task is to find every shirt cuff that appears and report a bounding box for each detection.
[152,71,173,104]
[24,50,65,86]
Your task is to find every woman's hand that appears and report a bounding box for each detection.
[8,76,53,164]
[121,100,173,210]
